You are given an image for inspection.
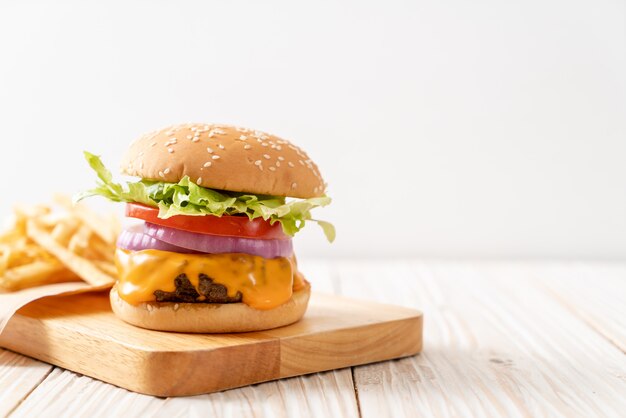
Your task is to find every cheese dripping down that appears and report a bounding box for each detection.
[114,249,306,310]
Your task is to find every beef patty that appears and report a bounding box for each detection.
[153,273,243,303]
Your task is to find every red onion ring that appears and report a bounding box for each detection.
[143,222,293,259]
[117,224,198,253]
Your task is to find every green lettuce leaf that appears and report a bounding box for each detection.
[75,152,335,242]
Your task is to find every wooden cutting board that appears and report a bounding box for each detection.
[0,291,422,397]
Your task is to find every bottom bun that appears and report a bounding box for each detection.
[109,283,311,333]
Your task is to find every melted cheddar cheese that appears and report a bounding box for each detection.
[115,249,306,310]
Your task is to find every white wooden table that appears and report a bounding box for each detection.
[1,260,625,417]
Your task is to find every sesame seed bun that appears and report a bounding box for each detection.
[109,282,311,333]
[120,123,326,199]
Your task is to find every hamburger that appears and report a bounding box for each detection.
[76,123,333,333]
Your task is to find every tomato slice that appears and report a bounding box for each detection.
[125,203,289,240]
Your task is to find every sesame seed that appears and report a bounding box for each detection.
[168,148,174,153]
[164,168,171,174]
[207,147,214,154]
[150,142,157,147]
[244,144,252,150]
[263,154,271,160]
[288,162,295,167]
[138,151,144,157]
[140,161,144,169]
[261,143,268,147]
[191,127,197,131]
[158,171,165,178]
[239,135,248,141]
[218,144,225,150]
[291,182,297,189]
[209,132,216,138]
[212,155,220,160]
[186,135,192,139]
[203,161,212,168]
[278,156,285,161]
[192,138,199,143]
[276,145,282,151]
[269,166,276,171]
[299,160,304,165]
[197,177,203,185]
[254,160,262,166]
[276,161,281,167]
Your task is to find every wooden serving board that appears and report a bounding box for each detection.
[0,291,422,397]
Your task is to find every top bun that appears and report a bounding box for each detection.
[120,123,326,199]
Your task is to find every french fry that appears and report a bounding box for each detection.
[37,212,71,228]
[0,246,10,276]
[26,221,115,287]
[54,194,117,245]
[0,196,119,292]
[92,260,117,277]
[88,237,115,263]
[68,224,92,255]
[51,218,81,246]
[13,204,50,220]
[0,260,79,291]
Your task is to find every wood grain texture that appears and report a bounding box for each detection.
[527,262,626,353]
[4,259,626,417]
[336,260,626,418]
[0,349,52,417]
[0,290,421,397]
[11,367,360,418]
[7,261,362,418]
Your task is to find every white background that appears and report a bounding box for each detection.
[0,0,625,258]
